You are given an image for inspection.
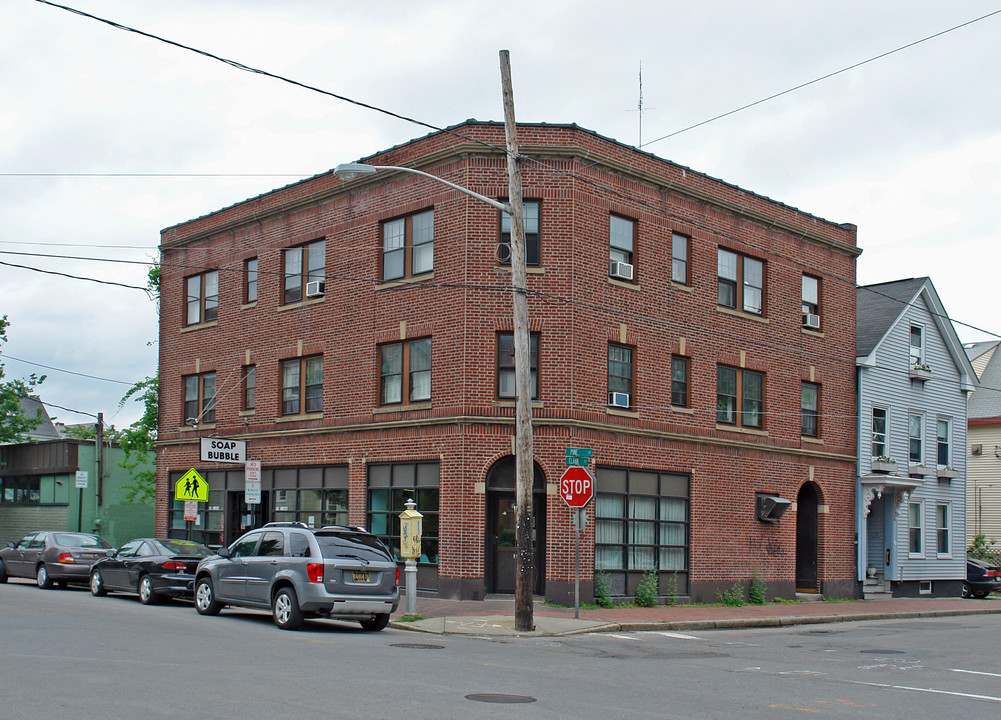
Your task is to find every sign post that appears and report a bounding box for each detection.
[559,465,595,618]
[75,471,88,532]
[175,468,208,541]
[399,499,423,616]
[244,460,261,506]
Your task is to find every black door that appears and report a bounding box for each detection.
[226,491,269,545]
[486,491,545,595]
[796,484,819,592]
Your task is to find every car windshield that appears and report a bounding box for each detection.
[52,533,112,549]
[315,532,390,562]
[155,539,212,556]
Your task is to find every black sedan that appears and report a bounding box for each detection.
[90,538,212,604]
[963,558,1001,598]
[0,530,113,588]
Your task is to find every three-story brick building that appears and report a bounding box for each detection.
[156,121,860,603]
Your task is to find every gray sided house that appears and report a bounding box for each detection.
[856,278,977,597]
[963,340,1001,547]
[0,402,154,547]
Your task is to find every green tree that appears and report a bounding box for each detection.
[0,315,45,443]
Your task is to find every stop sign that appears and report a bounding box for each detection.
[559,466,594,508]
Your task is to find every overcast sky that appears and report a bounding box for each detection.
[3,0,1001,429]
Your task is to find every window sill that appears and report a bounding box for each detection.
[376,273,434,290]
[278,296,325,312]
[670,282,693,293]
[181,320,218,333]
[492,400,544,409]
[238,410,255,417]
[800,436,824,445]
[494,265,546,275]
[716,306,769,324]
[801,327,824,338]
[181,423,216,431]
[606,407,639,418]
[937,468,960,479]
[607,277,640,290]
[241,301,258,310]
[669,406,695,415]
[372,402,433,414]
[715,424,768,437]
[275,412,323,423]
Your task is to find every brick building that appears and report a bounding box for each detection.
[156,121,860,603]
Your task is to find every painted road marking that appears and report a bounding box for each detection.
[952,668,1001,678]
[655,631,699,640]
[608,634,639,641]
[850,680,1001,704]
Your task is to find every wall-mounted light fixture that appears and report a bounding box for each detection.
[756,493,791,523]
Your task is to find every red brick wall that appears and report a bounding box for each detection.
[157,122,859,601]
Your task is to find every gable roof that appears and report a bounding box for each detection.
[14,396,61,441]
[967,341,1001,419]
[856,277,977,392]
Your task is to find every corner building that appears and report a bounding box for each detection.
[157,122,860,603]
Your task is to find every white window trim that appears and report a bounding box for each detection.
[908,412,924,465]
[909,323,925,366]
[908,500,924,559]
[871,405,889,459]
[936,502,952,558]
[936,416,952,468]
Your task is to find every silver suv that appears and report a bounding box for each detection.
[193,522,399,631]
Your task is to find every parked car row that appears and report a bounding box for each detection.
[0,522,401,632]
[964,558,1001,598]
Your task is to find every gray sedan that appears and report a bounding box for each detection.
[0,530,113,588]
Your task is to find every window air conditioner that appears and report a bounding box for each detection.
[609,261,634,281]
[802,313,821,330]
[608,392,630,408]
[305,280,325,298]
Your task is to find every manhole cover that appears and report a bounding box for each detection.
[860,649,904,654]
[465,694,537,704]
[390,643,445,650]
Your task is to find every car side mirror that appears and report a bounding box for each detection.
[106,550,116,557]
[217,547,232,559]
[6,542,14,549]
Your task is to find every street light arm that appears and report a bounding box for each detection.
[334,163,512,214]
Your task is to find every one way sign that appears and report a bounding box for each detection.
[175,468,208,502]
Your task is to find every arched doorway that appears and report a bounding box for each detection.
[485,456,546,595]
[796,483,820,592]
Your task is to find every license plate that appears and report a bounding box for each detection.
[352,571,370,583]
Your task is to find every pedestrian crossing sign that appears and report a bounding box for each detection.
[175,468,208,502]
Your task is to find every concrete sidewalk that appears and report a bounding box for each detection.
[389,595,1001,637]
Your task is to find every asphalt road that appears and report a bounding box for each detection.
[2,578,999,719]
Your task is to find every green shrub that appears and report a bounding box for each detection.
[968,534,999,561]
[594,570,614,608]
[635,569,659,607]
[715,582,746,607]
[663,572,679,607]
[749,571,766,605]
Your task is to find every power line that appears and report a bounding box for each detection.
[2,354,136,385]
[0,260,150,292]
[640,9,1001,148]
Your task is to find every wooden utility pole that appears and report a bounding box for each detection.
[499,49,534,632]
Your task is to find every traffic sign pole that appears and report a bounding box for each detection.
[574,507,582,619]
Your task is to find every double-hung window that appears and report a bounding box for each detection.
[802,275,820,328]
[382,209,434,281]
[936,503,950,555]
[499,201,540,267]
[670,356,689,408]
[909,325,924,367]
[242,365,256,412]
[671,233,689,285]
[871,407,887,457]
[801,382,819,437]
[183,372,216,425]
[497,332,539,399]
[244,258,258,304]
[909,501,923,556]
[937,418,950,466]
[608,344,634,408]
[909,414,923,463]
[717,366,764,429]
[717,249,764,315]
[379,338,432,405]
[185,270,218,325]
[283,240,325,304]
[281,355,323,415]
[609,215,635,280]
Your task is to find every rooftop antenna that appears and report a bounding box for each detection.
[629,62,653,147]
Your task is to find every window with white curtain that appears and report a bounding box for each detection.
[594,468,689,597]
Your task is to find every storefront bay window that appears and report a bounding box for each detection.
[595,467,689,597]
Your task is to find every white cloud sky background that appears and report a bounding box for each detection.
[3,0,1001,428]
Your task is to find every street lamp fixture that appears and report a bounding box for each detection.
[333,163,511,213]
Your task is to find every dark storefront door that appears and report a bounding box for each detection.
[486,491,545,595]
[796,483,819,592]
[226,491,269,546]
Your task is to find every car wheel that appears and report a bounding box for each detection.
[138,575,159,605]
[973,590,990,599]
[962,582,972,598]
[90,569,107,596]
[194,577,223,616]
[272,587,304,631]
[359,613,390,632]
[0,559,7,583]
[36,565,54,590]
